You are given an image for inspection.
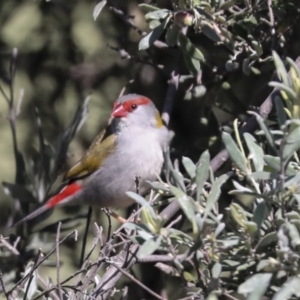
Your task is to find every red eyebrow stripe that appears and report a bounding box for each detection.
[122,97,150,111]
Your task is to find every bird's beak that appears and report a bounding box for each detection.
[111,104,127,118]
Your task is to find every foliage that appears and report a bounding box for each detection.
[1,0,300,299]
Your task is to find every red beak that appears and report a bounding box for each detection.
[111,104,127,118]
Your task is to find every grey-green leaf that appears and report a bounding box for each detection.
[204,173,230,218]
[182,156,196,179]
[196,150,210,202]
[178,33,205,61]
[126,191,156,219]
[251,201,267,231]
[137,236,162,259]
[238,273,272,296]
[222,132,248,174]
[183,54,201,76]
[93,0,107,21]
[273,277,300,300]
[145,9,169,21]
[139,19,168,50]
[244,133,264,172]
[200,20,222,42]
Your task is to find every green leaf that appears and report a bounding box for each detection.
[178,33,205,61]
[145,9,170,21]
[126,191,156,219]
[269,81,297,101]
[204,173,230,218]
[273,277,300,300]
[200,20,222,42]
[212,263,222,279]
[183,54,201,76]
[238,273,272,296]
[139,3,159,13]
[139,19,168,50]
[182,156,196,179]
[252,201,267,231]
[256,232,278,252]
[137,236,162,259]
[222,132,248,174]
[196,150,210,202]
[274,94,287,127]
[244,133,264,172]
[264,155,297,176]
[170,186,198,235]
[272,51,289,86]
[23,261,38,299]
[93,0,107,21]
[248,111,277,154]
[250,171,279,180]
[282,122,300,166]
[165,24,180,46]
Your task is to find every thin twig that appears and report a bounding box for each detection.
[108,260,167,300]
[7,230,77,295]
[0,273,9,300]
[0,236,20,255]
[56,222,63,300]
[80,206,93,267]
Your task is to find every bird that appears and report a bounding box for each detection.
[14,94,169,226]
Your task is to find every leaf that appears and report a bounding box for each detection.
[139,19,168,50]
[251,201,267,231]
[126,191,156,219]
[178,33,205,61]
[137,236,162,259]
[264,155,297,176]
[222,132,248,174]
[196,150,210,202]
[244,133,264,172]
[145,9,169,21]
[255,232,278,252]
[93,0,107,21]
[212,263,222,279]
[170,186,198,235]
[204,173,230,219]
[183,53,201,76]
[238,273,272,296]
[182,156,196,179]
[282,122,300,166]
[269,81,297,101]
[200,20,222,42]
[272,51,289,86]
[273,277,300,300]
[23,261,38,299]
[155,262,179,276]
[248,111,277,154]
[274,94,287,127]
[165,24,180,46]
[139,3,159,13]
[250,171,279,180]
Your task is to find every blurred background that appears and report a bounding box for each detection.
[1,0,300,299]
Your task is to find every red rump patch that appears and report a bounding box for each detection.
[46,183,81,208]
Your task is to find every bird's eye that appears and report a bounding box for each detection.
[131,104,137,110]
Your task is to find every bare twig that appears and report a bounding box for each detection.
[107,260,167,300]
[7,230,77,295]
[0,273,9,300]
[56,222,63,300]
[0,236,20,255]
[80,206,93,266]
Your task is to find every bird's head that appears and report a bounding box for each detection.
[111,94,164,130]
